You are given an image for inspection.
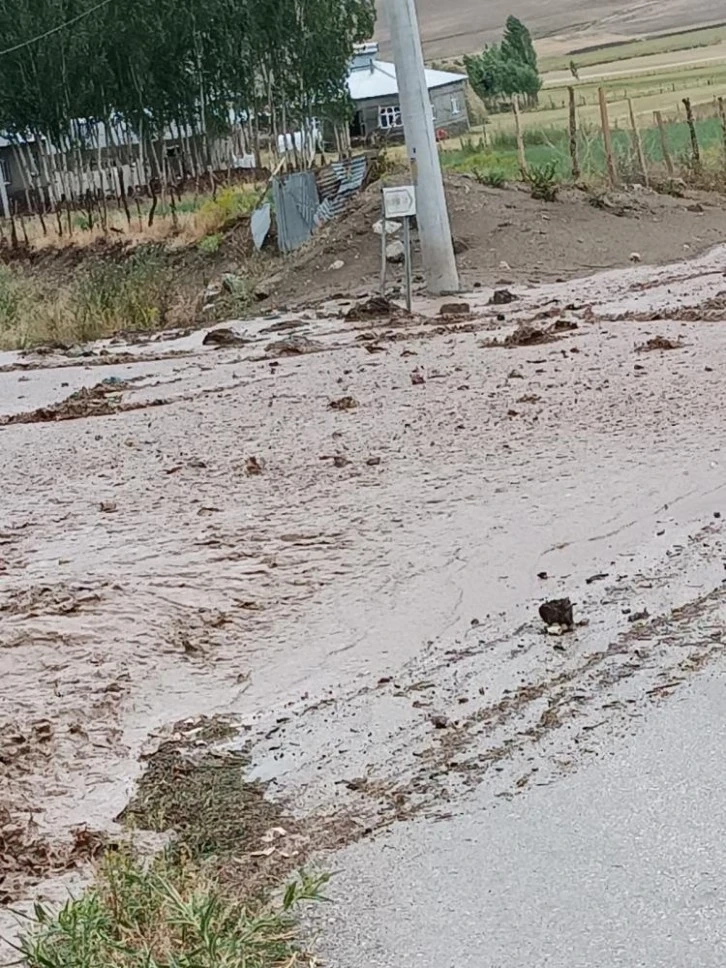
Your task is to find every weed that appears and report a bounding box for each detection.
[197,187,258,234]
[198,232,223,255]
[18,849,330,968]
[71,248,174,341]
[524,161,560,201]
[473,167,507,188]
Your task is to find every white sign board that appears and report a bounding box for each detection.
[383,185,416,219]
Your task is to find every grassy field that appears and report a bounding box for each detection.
[539,24,726,72]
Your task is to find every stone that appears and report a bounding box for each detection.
[386,240,406,264]
[373,219,402,236]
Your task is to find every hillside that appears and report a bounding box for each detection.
[375,0,726,59]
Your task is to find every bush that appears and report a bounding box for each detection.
[198,232,223,255]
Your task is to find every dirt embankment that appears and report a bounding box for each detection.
[259,173,726,309]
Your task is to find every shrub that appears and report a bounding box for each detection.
[473,167,507,187]
[19,849,329,968]
[524,161,560,201]
[198,232,223,255]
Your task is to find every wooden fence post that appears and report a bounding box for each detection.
[568,87,580,181]
[682,97,701,172]
[512,96,527,174]
[627,98,648,186]
[598,88,617,186]
[654,111,674,177]
[718,97,726,169]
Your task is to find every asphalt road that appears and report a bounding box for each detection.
[312,671,726,967]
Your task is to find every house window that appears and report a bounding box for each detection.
[0,158,10,185]
[450,94,462,116]
[379,105,402,129]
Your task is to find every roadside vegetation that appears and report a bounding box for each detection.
[19,851,328,968]
[14,719,329,968]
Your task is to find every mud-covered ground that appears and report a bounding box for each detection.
[2,241,726,944]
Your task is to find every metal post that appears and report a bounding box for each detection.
[380,197,387,296]
[387,0,459,295]
[0,167,9,220]
[403,215,412,311]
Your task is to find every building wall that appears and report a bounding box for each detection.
[354,80,469,141]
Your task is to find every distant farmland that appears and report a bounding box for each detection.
[374,0,726,59]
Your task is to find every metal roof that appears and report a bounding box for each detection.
[347,58,466,102]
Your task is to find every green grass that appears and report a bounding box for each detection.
[540,24,726,72]
[0,247,176,349]
[441,112,726,184]
[17,850,329,968]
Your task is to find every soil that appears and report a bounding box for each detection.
[3,176,726,944]
[259,174,726,310]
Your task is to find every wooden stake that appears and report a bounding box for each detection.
[627,98,648,186]
[682,97,701,172]
[653,111,674,177]
[718,97,726,169]
[598,88,617,186]
[512,96,527,173]
[568,87,580,181]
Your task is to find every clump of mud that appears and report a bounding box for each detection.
[1,382,169,425]
[636,335,684,352]
[481,319,578,349]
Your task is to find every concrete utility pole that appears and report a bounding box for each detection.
[388,0,459,294]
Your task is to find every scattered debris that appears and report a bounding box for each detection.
[333,454,351,468]
[99,501,118,514]
[539,598,574,630]
[329,259,345,271]
[629,252,642,264]
[628,609,650,623]
[411,368,426,385]
[266,335,321,357]
[439,302,471,316]
[203,328,248,347]
[346,296,397,322]
[636,336,684,352]
[489,288,518,305]
[245,457,265,476]
[329,396,359,411]
[585,573,610,585]
[430,714,450,730]
[366,456,382,466]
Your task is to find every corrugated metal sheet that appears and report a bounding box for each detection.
[272,155,368,253]
[314,155,368,225]
[272,171,320,254]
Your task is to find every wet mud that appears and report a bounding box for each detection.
[2,244,726,922]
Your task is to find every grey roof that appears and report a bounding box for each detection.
[347,58,466,102]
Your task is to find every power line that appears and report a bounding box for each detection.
[0,0,114,58]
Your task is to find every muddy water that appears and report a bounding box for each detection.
[2,246,726,917]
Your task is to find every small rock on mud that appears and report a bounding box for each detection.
[203,328,248,347]
[345,296,398,322]
[439,302,471,317]
[329,396,359,412]
[489,288,518,305]
[636,335,684,352]
[266,335,320,357]
[539,598,574,629]
[245,457,265,476]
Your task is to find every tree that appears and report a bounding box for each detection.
[0,0,376,195]
[464,15,541,109]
